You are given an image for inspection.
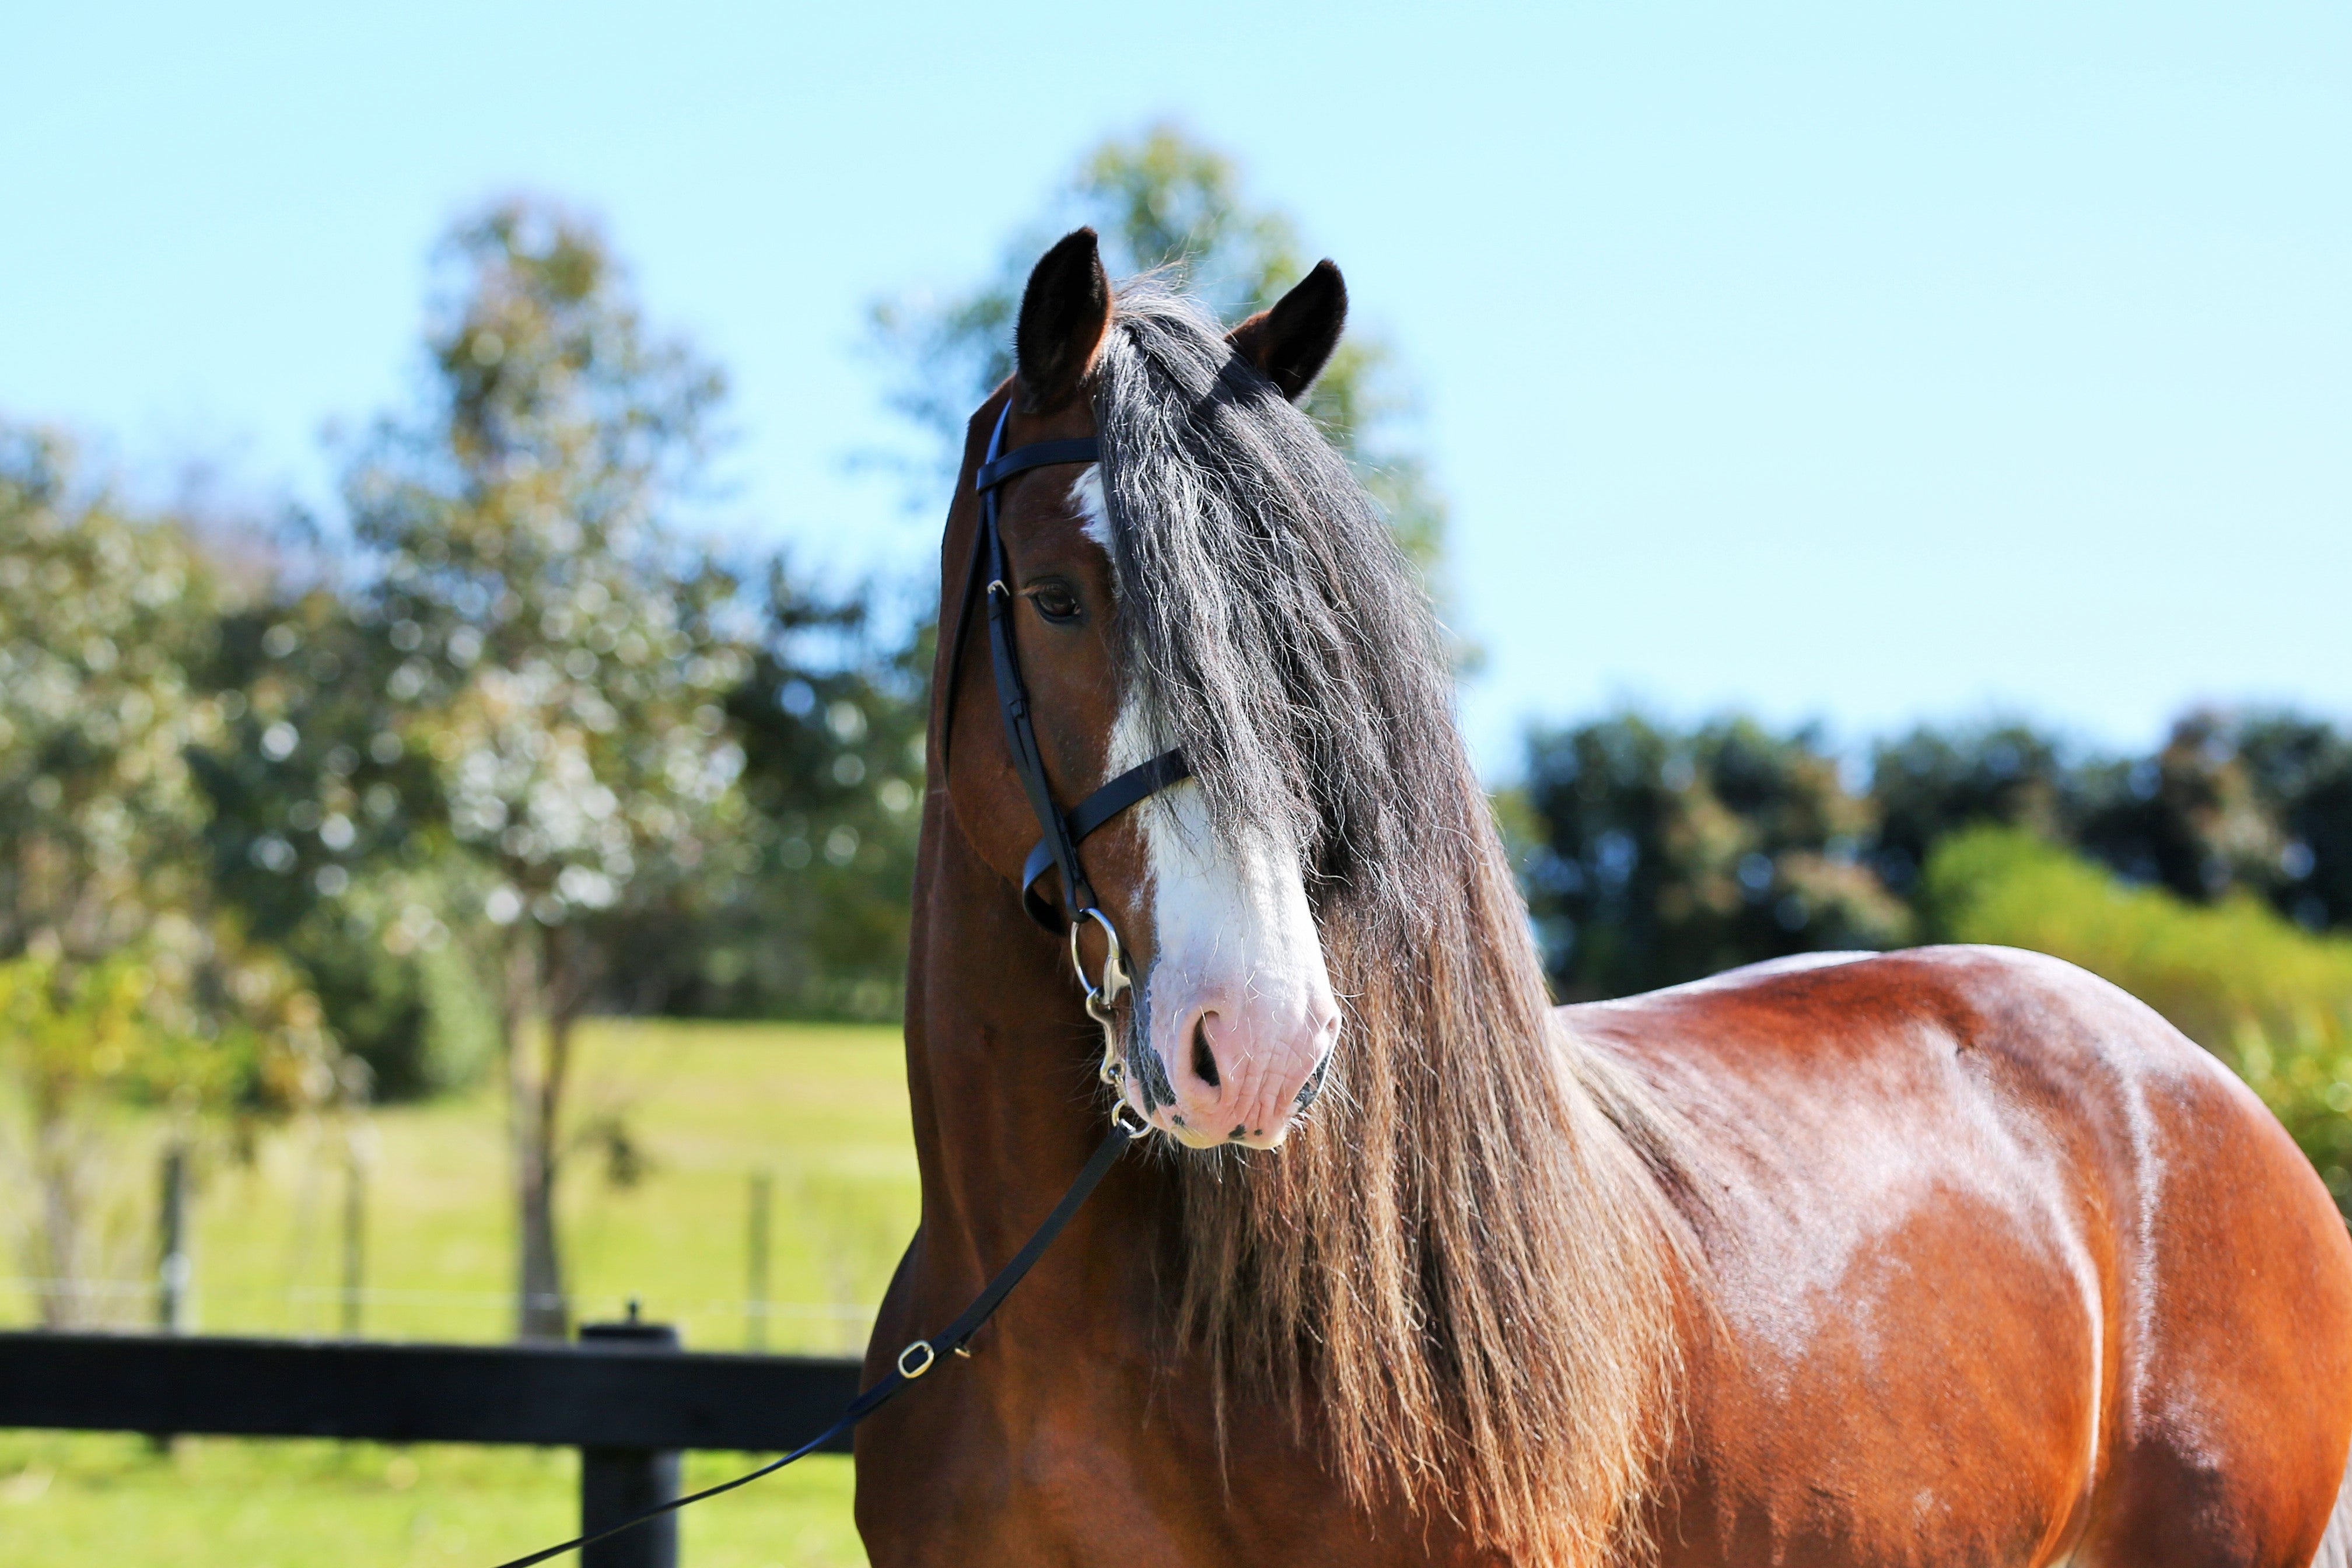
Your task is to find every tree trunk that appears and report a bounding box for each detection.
[34,1119,80,1329]
[30,1077,86,1329]
[516,1143,565,1340]
[506,929,572,1342]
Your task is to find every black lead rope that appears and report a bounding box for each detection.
[488,1107,1146,1568]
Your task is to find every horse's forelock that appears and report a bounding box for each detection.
[1089,279,1693,1566]
[1093,284,1440,897]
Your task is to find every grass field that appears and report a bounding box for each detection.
[0,1018,918,1566]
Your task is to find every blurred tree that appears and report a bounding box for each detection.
[2073,709,2287,905]
[869,122,1452,585]
[1518,712,1910,1000]
[564,565,929,1024]
[2235,712,2352,933]
[0,427,343,1322]
[1866,720,2073,895]
[344,201,751,1340]
[0,928,342,1325]
[0,428,216,968]
[192,582,498,1100]
[1516,706,2352,1012]
[2063,709,2352,939]
[654,567,927,1021]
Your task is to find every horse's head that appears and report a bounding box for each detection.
[932,232,1689,1565]
[939,228,1357,1150]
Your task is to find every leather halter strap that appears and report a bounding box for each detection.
[975,435,1103,492]
[961,402,1189,930]
[1017,750,1191,926]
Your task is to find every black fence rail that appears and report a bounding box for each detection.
[0,1322,866,1567]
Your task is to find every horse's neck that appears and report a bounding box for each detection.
[893,798,1434,1561]
[900,794,1162,1338]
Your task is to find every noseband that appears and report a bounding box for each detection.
[948,401,1189,1051]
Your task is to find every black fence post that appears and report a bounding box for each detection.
[578,1311,680,1568]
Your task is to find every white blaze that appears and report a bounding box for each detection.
[1076,465,1339,1149]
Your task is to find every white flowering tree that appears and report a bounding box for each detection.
[347,201,749,1339]
[0,430,216,968]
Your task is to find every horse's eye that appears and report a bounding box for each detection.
[1028,583,1083,624]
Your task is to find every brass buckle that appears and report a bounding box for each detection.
[896,1339,936,1379]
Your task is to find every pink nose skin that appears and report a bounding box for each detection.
[1161,996,1341,1150]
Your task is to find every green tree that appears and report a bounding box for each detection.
[2236,712,2352,933]
[552,564,930,1025]
[2072,709,2288,905]
[192,580,498,1100]
[1514,705,2352,1014]
[345,201,751,1339]
[0,429,218,970]
[1866,720,2073,894]
[870,123,1451,581]
[2064,708,2352,936]
[1518,712,1910,1000]
[635,568,928,1021]
[0,427,342,1321]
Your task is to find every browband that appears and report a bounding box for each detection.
[975,438,1102,494]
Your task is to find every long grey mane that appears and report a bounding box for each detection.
[1093,280,1452,908]
[1085,279,1690,1567]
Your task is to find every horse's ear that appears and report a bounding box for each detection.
[1015,228,1113,414]
[1228,260,1348,402]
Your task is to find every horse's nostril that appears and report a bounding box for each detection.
[1191,1014,1220,1088]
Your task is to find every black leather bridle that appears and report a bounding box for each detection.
[947,401,1189,1046]
[488,396,1183,1568]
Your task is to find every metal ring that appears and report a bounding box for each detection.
[896,1339,936,1379]
[1069,907,1126,1007]
[1112,1102,1149,1137]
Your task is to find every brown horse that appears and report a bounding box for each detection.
[854,227,2352,1566]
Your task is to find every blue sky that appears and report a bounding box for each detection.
[7,2,2347,776]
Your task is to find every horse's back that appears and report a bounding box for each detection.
[1568,944,2352,1567]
